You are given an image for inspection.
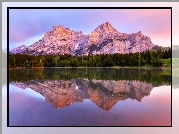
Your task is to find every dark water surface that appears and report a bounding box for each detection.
[9,68,171,126]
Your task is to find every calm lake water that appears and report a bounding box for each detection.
[9,68,171,126]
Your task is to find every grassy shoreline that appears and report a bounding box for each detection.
[9,66,171,71]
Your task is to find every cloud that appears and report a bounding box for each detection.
[9,8,171,49]
[9,34,44,50]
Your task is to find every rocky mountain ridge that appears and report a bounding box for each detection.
[10,45,26,54]
[11,22,156,56]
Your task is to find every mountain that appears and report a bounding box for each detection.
[14,22,156,56]
[77,22,154,55]
[152,45,170,51]
[10,45,26,54]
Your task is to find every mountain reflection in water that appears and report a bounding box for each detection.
[9,68,171,110]
[9,68,171,126]
[11,78,161,110]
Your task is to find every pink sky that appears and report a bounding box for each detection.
[6,8,172,50]
[2,2,179,51]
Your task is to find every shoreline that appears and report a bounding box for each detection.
[9,66,171,70]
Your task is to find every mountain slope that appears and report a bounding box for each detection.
[79,22,154,55]
[10,45,26,54]
[14,22,155,56]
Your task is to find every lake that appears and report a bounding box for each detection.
[9,68,171,126]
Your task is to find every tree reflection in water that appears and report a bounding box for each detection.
[9,68,171,110]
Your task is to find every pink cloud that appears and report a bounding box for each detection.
[9,9,171,48]
[9,21,41,43]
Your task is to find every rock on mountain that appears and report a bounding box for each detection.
[10,45,26,54]
[22,25,88,56]
[79,22,154,55]
[18,22,155,56]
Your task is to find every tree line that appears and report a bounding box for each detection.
[9,49,171,68]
